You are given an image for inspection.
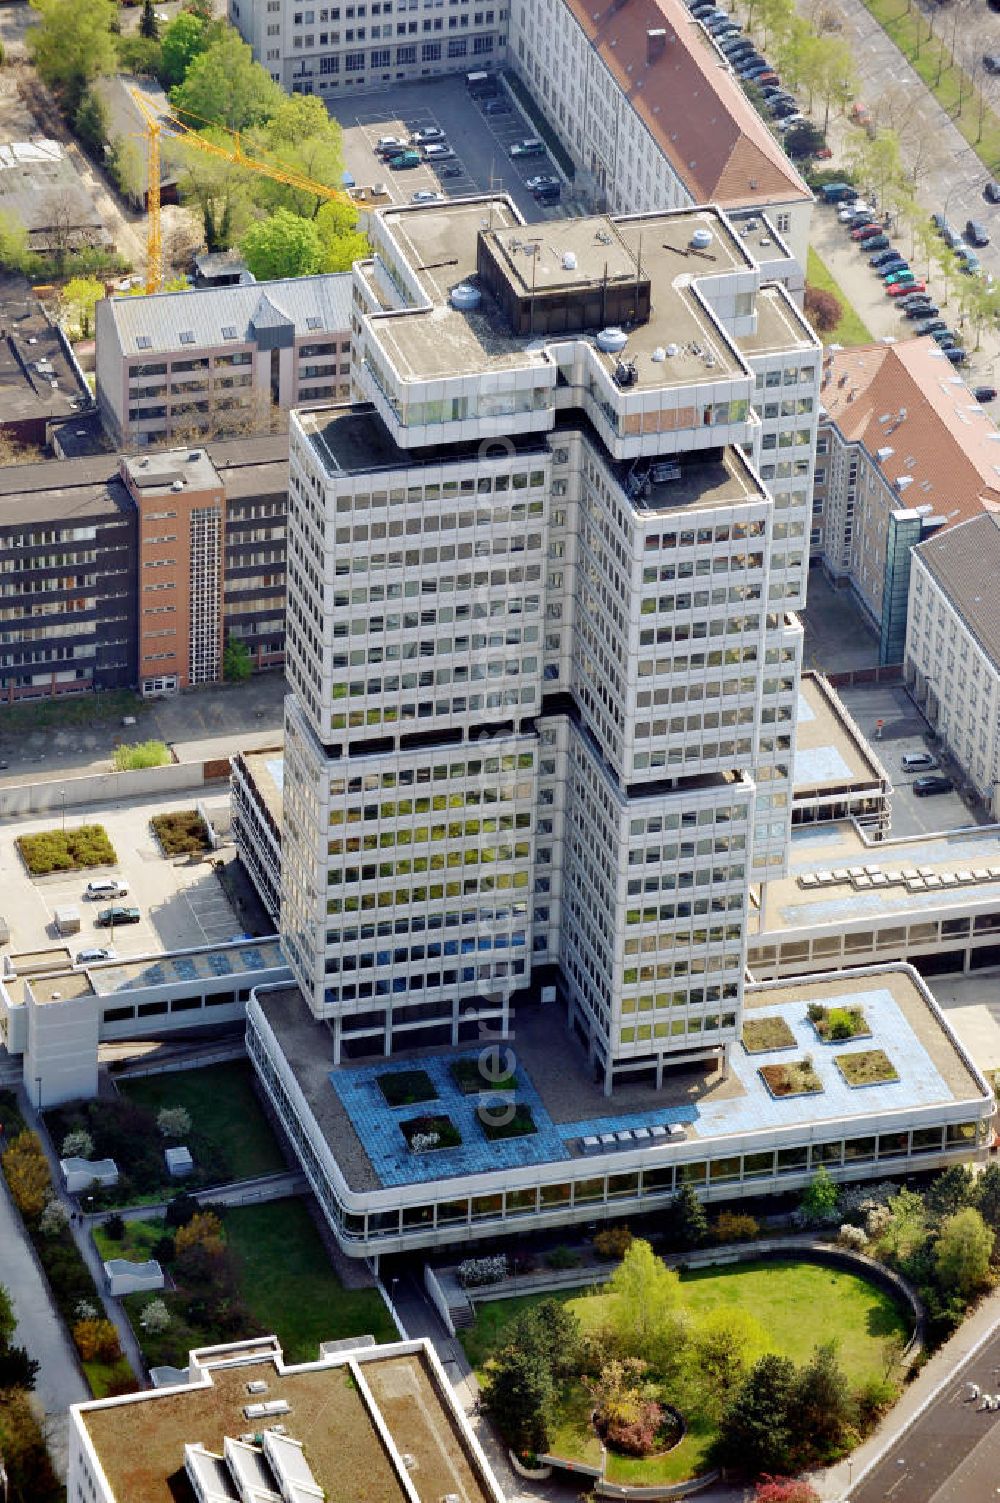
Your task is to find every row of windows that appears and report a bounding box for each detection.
[326,869,530,912]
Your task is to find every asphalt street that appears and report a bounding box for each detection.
[852,1325,1000,1502]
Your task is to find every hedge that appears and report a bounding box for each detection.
[17,825,117,876]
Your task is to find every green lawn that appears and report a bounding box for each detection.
[83,1355,136,1399]
[462,1258,908,1482]
[0,688,144,735]
[807,248,873,347]
[120,1061,286,1182]
[226,1200,397,1360]
[93,1217,165,1264]
[859,0,1000,177]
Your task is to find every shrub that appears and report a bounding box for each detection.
[2,1131,52,1219]
[113,740,170,772]
[854,1375,900,1434]
[152,1234,176,1263]
[61,1128,94,1159]
[72,1318,121,1363]
[837,1222,869,1251]
[150,811,210,856]
[74,1300,98,1321]
[157,1106,192,1139]
[165,1192,199,1229]
[401,1114,461,1150]
[715,1211,759,1244]
[457,1254,507,1288]
[479,1104,536,1141]
[376,1069,438,1107]
[594,1224,633,1260]
[39,1199,69,1238]
[139,1298,171,1334]
[104,1213,126,1242]
[545,1245,582,1270]
[16,825,116,876]
[804,285,842,333]
[753,1480,820,1503]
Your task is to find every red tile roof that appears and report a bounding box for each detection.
[562,0,811,207]
[821,338,1000,526]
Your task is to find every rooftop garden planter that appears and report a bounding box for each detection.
[835,1049,899,1087]
[401,1114,461,1152]
[377,1070,438,1108]
[479,1104,537,1141]
[759,1058,823,1098]
[451,1056,516,1095]
[742,1016,797,1053]
[808,1002,872,1044]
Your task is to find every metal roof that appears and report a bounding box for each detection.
[103,272,352,358]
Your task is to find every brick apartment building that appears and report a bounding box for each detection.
[0,437,289,703]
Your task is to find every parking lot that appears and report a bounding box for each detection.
[329,74,579,227]
[1,790,244,964]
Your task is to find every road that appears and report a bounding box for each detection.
[851,1325,1000,1502]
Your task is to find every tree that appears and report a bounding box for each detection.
[247,95,345,217]
[72,1317,121,1363]
[159,10,207,87]
[718,1353,798,1476]
[804,285,842,333]
[977,1162,1000,1232]
[935,1207,994,1298]
[240,208,322,281]
[0,210,30,273]
[0,1286,13,1347]
[117,34,162,76]
[673,1182,709,1248]
[692,1306,770,1416]
[59,275,105,340]
[27,0,118,114]
[157,1106,192,1139]
[316,198,369,272]
[800,1164,838,1222]
[607,1238,685,1369]
[73,87,109,156]
[170,30,282,132]
[139,1297,171,1334]
[223,635,253,683]
[505,1299,581,1380]
[926,1164,978,1223]
[481,1343,555,1453]
[791,1341,854,1458]
[175,1209,225,1260]
[2,1131,52,1219]
[808,36,856,131]
[0,1342,40,1392]
[61,1127,94,1159]
[140,0,159,39]
[880,1186,927,1263]
[165,1191,199,1228]
[0,1386,62,1503]
[104,1212,126,1241]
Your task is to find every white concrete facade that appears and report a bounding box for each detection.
[273,197,818,1091]
[228,0,507,94]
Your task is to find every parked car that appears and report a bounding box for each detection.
[887,280,925,296]
[913,775,954,796]
[411,190,444,204]
[483,98,510,114]
[984,52,1000,73]
[526,174,561,192]
[966,219,990,246]
[75,946,117,965]
[387,150,421,169]
[739,60,772,77]
[840,201,872,221]
[851,223,883,240]
[973,386,997,402]
[85,878,129,900]
[931,212,949,233]
[376,135,406,155]
[438,164,462,178]
[422,143,454,160]
[931,328,957,345]
[510,138,546,157]
[958,250,981,273]
[753,70,780,86]
[984,181,1000,204]
[721,37,754,56]
[882,265,913,280]
[870,247,904,265]
[944,347,969,364]
[770,98,800,118]
[96,905,141,927]
[861,234,890,251]
[904,303,939,319]
[849,101,873,127]
[916,318,948,334]
[902,752,939,773]
[411,126,445,144]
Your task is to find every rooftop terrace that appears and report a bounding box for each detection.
[258,966,983,1194]
[793,673,888,794]
[78,1338,495,1503]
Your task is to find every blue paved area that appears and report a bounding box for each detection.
[694,987,948,1138]
[331,1053,697,1187]
[797,692,816,723]
[93,940,284,994]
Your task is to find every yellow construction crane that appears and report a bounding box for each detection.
[129,88,358,294]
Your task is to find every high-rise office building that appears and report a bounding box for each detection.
[275,196,819,1093]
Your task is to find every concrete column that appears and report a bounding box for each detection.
[655,1053,665,1090]
[331,1014,342,1067]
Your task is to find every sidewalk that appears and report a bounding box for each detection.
[815,1283,1000,1499]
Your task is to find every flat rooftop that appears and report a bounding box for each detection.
[299,404,548,478]
[793,673,888,795]
[29,971,93,1003]
[239,749,284,828]
[123,447,221,495]
[79,1339,494,1503]
[759,821,1000,934]
[737,284,817,356]
[258,966,983,1195]
[614,444,765,515]
[371,204,748,387]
